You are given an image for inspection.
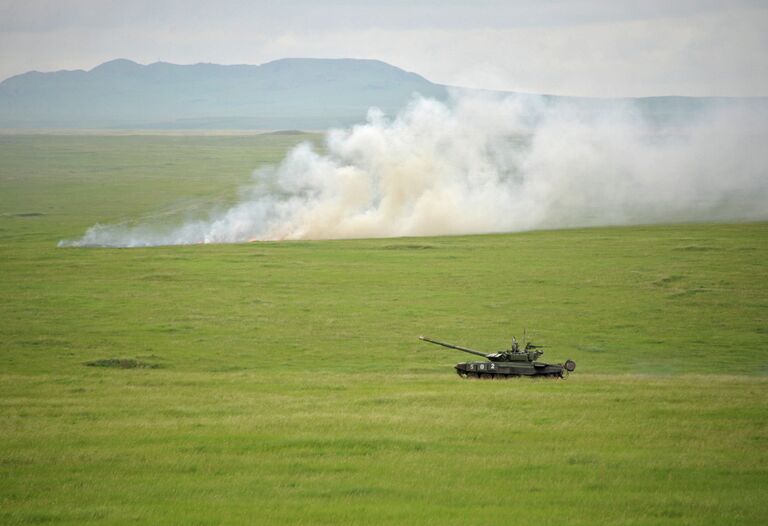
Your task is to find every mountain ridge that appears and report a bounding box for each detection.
[1,58,765,129]
[0,58,448,129]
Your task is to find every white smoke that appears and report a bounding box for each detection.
[60,93,768,247]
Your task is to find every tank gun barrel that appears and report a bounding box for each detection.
[419,336,489,358]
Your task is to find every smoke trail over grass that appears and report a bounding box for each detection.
[61,94,768,247]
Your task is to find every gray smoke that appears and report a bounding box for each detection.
[60,93,768,247]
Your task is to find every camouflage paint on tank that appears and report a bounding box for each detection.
[419,336,576,379]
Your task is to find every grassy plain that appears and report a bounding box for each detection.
[1,134,767,525]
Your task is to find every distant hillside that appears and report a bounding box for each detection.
[0,58,448,129]
[0,58,765,129]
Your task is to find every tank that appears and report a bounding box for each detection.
[419,335,576,379]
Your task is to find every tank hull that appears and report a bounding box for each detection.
[455,360,566,378]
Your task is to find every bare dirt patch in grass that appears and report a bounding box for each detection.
[84,358,161,369]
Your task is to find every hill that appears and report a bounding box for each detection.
[0,58,447,129]
[2,58,766,129]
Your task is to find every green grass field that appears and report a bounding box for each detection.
[1,134,767,525]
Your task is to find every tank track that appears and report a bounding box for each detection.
[457,370,565,379]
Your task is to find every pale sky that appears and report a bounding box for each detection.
[1,0,767,97]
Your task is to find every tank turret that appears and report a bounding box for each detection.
[419,335,576,379]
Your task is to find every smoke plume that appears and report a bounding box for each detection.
[60,94,768,247]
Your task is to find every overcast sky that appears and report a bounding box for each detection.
[1,0,766,97]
